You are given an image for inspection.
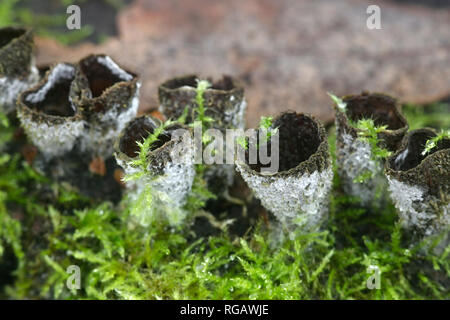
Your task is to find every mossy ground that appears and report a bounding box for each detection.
[0,102,448,300]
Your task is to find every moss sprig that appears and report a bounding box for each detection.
[236,116,278,150]
[192,79,214,135]
[120,118,178,224]
[353,118,392,183]
[258,116,278,145]
[183,79,217,207]
[422,129,450,156]
[328,94,393,183]
[355,119,392,160]
[328,92,347,112]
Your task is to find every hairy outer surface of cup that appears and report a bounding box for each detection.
[71,54,140,159]
[17,63,85,158]
[237,112,333,231]
[385,128,449,249]
[115,116,195,225]
[334,92,408,206]
[0,27,39,114]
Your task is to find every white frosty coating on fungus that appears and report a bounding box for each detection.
[95,55,133,82]
[79,82,141,158]
[151,161,195,216]
[26,64,75,104]
[153,145,195,208]
[116,141,195,226]
[336,130,386,205]
[223,98,247,129]
[0,65,39,114]
[237,164,333,230]
[18,111,85,158]
[387,176,450,237]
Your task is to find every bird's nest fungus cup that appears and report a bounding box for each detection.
[159,75,247,192]
[159,74,246,129]
[333,92,408,206]
[115,115,195,225]
[17,63,84,158]
[71,54,140,158]
[385,128,450,250]
[16,55,140,203]
[17,54,140,160]
[0,27,39,114]
[236,112,333,233]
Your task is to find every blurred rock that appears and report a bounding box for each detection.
[35,0,450,126]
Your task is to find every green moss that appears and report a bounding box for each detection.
[0,105,449,300]
[422,129,450,156]
[0,0,93,45]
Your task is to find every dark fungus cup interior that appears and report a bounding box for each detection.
[160,74,237,92]
[118,117,173,159]
[248,113,322,173]
[21,63,77,117]
[390,129,450,172]
[161,75,197,90]
[344,93,407,130]
[0,27,26,50]
[37,65,51,78]
[79,54,135,98]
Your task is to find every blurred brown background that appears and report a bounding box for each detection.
[33,0,450,126]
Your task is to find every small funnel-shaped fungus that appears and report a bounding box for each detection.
[0,27,39,114]
[71,54,140,158]
[17,63,84,158]
[236,112,333,231]
[333,92,408,206]
[385,128,449,247]
[159,75,247,192]
[115,115,195,225]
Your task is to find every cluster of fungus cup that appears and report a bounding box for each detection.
[158,74,247,192]
[114,115,195,225]
[16,55,140,202]
[0,27,39,114]
[236,112,333,233]
[333,92,409,206]
[385,128,450,251]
